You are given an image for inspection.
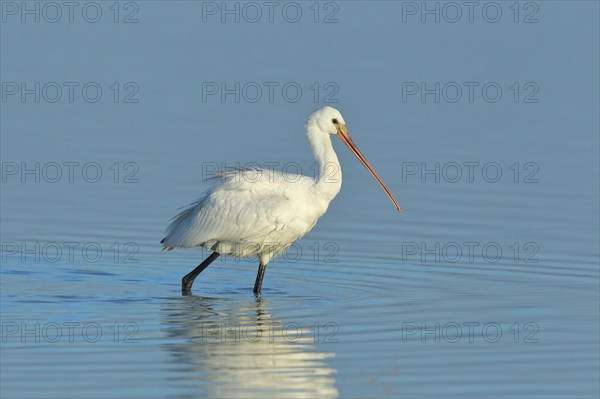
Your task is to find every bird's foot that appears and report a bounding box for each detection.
[181,277,194,295]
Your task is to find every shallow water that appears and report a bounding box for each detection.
[1,2,599,398]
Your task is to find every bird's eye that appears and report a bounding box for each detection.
[332,118,339,124]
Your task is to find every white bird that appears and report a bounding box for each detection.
[162,106,401,294]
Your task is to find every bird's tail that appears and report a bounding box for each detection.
[160,237,174,251]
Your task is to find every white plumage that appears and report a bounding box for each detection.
[162,106,401,294]
[163,168,331,264]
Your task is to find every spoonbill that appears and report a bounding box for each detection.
[162,106,401,294]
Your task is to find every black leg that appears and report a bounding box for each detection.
[182,252,220,294]
[253,262,268,294]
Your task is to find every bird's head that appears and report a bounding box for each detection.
[306,106,403,213]
[308,106,347,136]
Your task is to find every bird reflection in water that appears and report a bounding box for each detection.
[161,295,338,398]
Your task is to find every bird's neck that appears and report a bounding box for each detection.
[306,120,342,201]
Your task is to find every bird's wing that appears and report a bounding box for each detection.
[162,169,315,250]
